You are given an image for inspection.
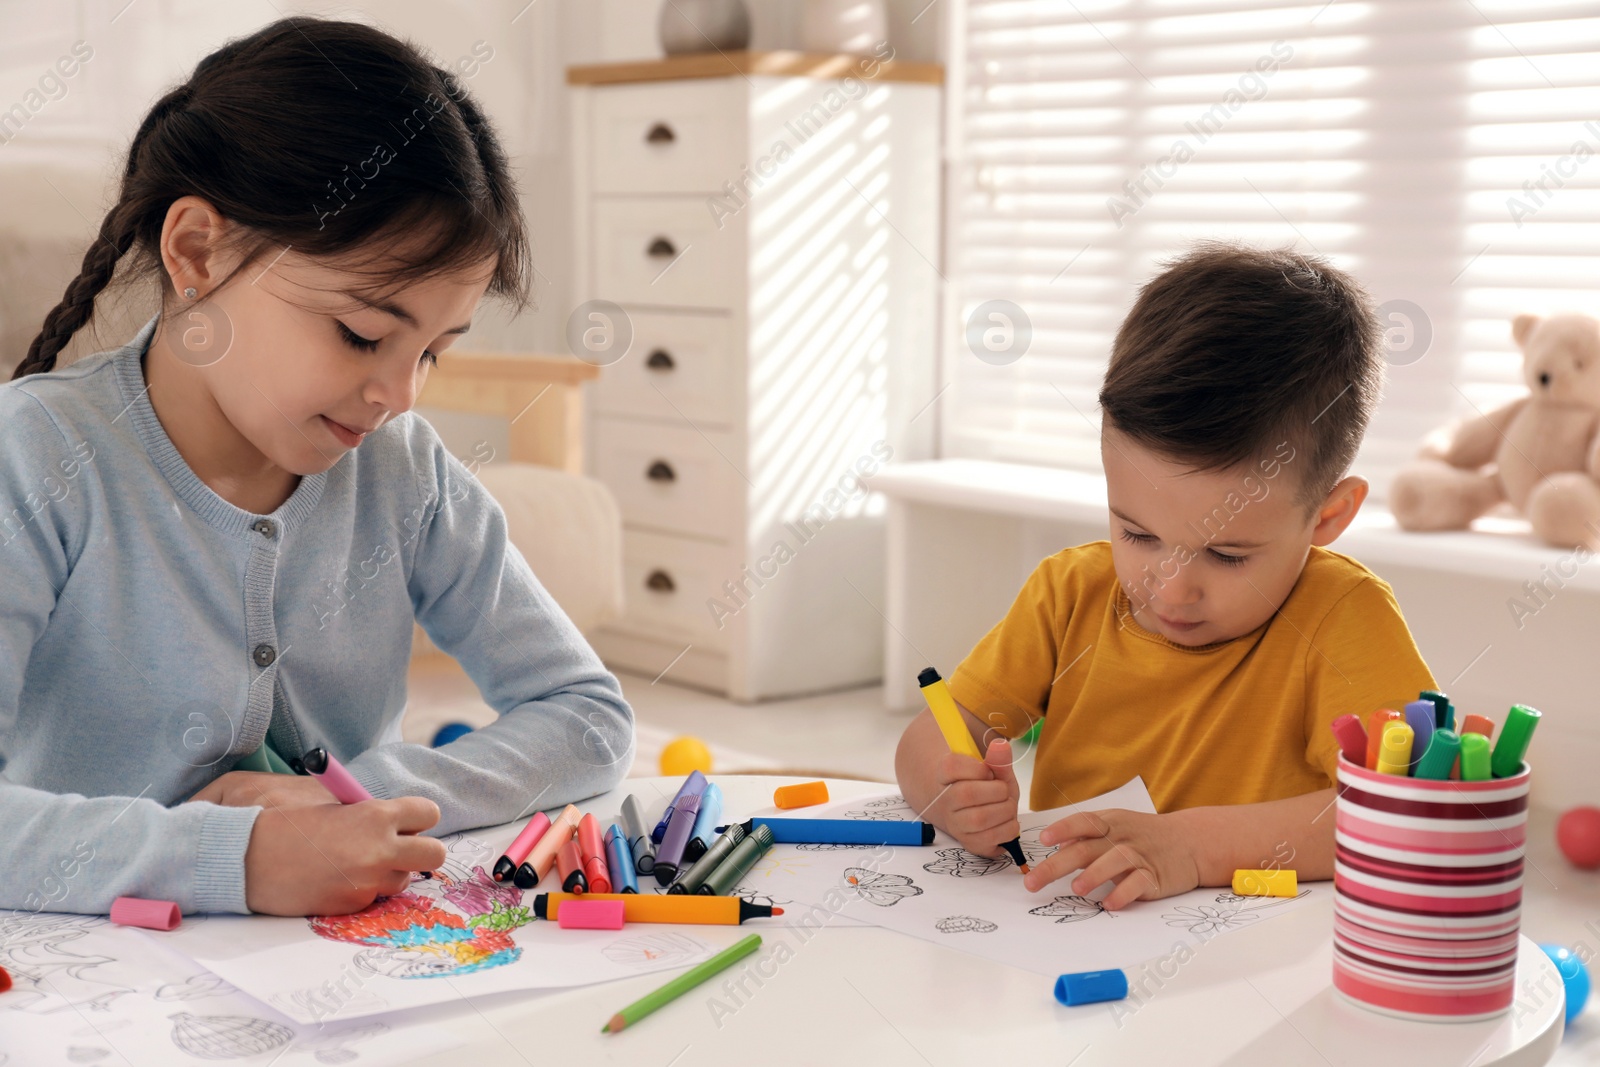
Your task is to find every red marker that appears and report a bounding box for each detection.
[578,813,612,894]
[494,812,551,883]
[1330,714,1367,766]
[557,838,588,894]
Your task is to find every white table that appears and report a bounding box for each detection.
[403,776,1563,1066]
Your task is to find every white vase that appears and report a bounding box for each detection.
[799,0,888,55]
[658,0,752,55]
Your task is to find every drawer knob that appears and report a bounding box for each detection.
[645,122,676,144]
[647,237,677,258]
[646,460,677,483]
[645,569,676,593]
[646,348,676,371]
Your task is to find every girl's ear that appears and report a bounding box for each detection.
[1310,475,1369,546]
[160,195,235,297]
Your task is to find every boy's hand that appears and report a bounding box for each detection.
[243,798,448,916]
[1025,808,1201,910]
[186,770,337,813]
[923,738,1022,859]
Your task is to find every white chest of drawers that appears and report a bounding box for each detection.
[568,52,943,701]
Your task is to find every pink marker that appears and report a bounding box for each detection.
[1330,714,1367,767]
[494,812,552,882]
[300,746,373,804]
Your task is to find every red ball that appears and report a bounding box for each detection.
[1557,806,1600,870]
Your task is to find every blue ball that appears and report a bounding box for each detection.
[431,722,474,748]
[1538,944,1591,1024]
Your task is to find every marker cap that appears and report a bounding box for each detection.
[558,899,626,930]
[1231,869,1297,898]
[1054,969,1128,1006]
[1491,704,1540,779]
[774,781,829,809]
[110,896,181,931]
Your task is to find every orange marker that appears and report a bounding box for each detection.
[534,892,782,925]
[1366,709,1404,770]
[1461,714,1495,739]
[774,781,829,809]
[514,804,581,889]
[577,813,612,894]
[557,839,587,894]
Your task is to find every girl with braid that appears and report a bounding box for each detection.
[0,18,634,917]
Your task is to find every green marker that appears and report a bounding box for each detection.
[669,823,745,895]
[1491,704,1540,779]
[602,933,762,1033]
[1420,689,1454,731]
[235,740,296,775]
[696,823,773,896]
[1414,729,1460,780]
[1459,732,1491,781]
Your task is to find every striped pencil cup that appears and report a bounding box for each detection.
[1332,753,1530,1021]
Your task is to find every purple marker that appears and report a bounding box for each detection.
[300,747,373,804]
[651,770,707,844]
[1403,700,1435,775]
[653,792,702,886]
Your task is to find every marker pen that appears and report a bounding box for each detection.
[1403,700,1435,775]
[1375,721,1413,776]
[652,771,708,844]
[1414,729,1460,780]
[726,817,935,846]
[654,791,702,885]
[1491,704,1540,778]
[918,667,1031,873]
[621,795,658,875]
[577,812,611,894]
[1459,732,1492,781]
[1329,714,1367,766]
[697,823,774,896]
[669,824,745,895]
[534,892,782,925]
[1420,689,1455,731]
[1365,709,1404,770]
[684,783,723,864]
[299,747,372,804]
[493,812,551,883]
[514,804,582,889]
[557,838,588,894]
[604,823,638,893]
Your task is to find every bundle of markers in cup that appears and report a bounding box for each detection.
[1331,689,1541,779]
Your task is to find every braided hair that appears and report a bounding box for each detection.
[12,16,531,380]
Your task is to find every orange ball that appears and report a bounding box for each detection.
[1557,806,1600,870]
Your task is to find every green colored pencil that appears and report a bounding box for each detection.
[602,933,762,1033]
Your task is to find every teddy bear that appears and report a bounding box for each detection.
[1389,312,1600,549]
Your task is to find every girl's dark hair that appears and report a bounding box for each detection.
[12,16,531,380]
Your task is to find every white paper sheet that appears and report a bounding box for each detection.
[0,910,461,1066]
[155,828,715,1024]
[723,779,1316,976]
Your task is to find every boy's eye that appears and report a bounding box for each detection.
[1119,528,1158,546]
[1209,549,1247,566]
[339,322,439,366]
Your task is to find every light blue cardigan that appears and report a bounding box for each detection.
[0,314,634,914]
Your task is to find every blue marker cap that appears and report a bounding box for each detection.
[1054,969,1128,1007]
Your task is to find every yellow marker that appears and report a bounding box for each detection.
[1232,869,1298,898]
[1375,721,1414,776]
[918,667,982,759]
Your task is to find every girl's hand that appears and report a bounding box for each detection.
[924,738,1022,859]
[186,770,337,813]
[1024,808,1201,910]
[243,797,448,916]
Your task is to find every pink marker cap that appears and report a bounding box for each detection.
[110,896,181,931]
[557,898,626,931]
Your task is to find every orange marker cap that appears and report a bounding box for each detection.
[774,781,829,809]
[1365,709,1403,770]
[1461,714,1495,740]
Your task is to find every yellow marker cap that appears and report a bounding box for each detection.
[774,781,829,809]
[1232,869,1298,898]
[1374,721,1414,776]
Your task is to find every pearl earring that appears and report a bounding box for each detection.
[183,287,197,299]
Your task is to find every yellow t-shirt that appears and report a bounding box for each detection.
[949,541,1436,814]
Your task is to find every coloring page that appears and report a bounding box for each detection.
[717,778,1316,976]
[155,829,714,1024]
[0,910,460,1066]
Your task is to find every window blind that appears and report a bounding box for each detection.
[942,0,1600,500]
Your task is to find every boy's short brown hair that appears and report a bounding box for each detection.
[1098,242,1383,506]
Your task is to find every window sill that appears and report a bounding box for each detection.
[867,459,1600,594]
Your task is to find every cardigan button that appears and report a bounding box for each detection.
[252,644,277,667]
[252,519,276,538]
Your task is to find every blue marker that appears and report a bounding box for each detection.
[651,770,707,844]
[728,817,935,847]
[684,783,723,864]
[654,791,703,886]
[604,823,638,894]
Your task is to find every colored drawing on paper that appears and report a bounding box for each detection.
[308,864,531,978]
[935,915,997,934]
[601,933,702,970]
[1028,895,1109,924]
[744,853,812,883]
[843,869,924,907]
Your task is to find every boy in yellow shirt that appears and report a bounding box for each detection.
[895,243,1435,910]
